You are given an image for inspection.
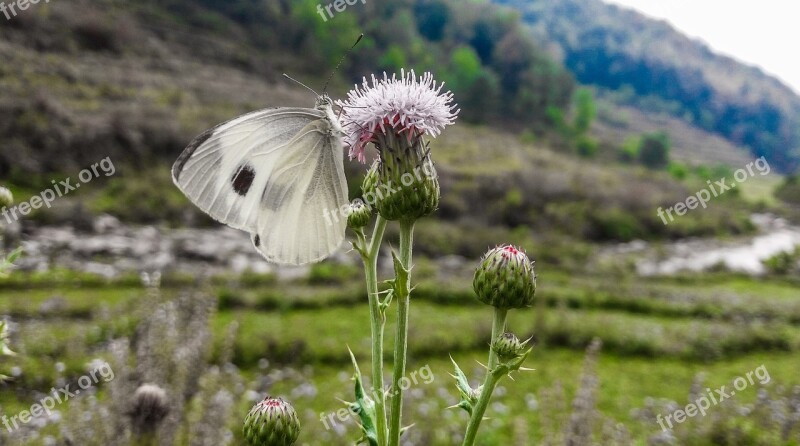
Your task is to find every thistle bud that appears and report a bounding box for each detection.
[347,199,372,229]
[473,245,536,309]
[0,187,12,209]
[243,396,300,446]
[361,160,380,198]
[128,383,170,436]
[492,332,528,362]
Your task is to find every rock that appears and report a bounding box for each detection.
[92,214,122,234]
[39,296,68,315]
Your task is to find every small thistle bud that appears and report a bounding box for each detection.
[347,199,372,229]
[128,384,170,436]
[0,187,12,208]
[361,161,379,197]
[243,396,300,446]
[492,332,528,362]
[473,245,536,309]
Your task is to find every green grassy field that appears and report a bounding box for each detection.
[1,268,798,445]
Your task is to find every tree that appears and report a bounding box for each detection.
[448,46,482,91]
[573,88,596,135]
[379,45,408,72]
[776,175,800,205]
[638,132,670,169]
[414,0,450,41]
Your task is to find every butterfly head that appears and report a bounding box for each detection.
[315,94,334,111]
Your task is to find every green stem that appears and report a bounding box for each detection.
[363,216,388,446]
[487,308,507,370]
[388,219,415,446]
[462,307,508,446]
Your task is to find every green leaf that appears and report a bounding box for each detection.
[6,247,22,264]
[449,356,476,415]
[391,251,410,298]
[348,348,380,446]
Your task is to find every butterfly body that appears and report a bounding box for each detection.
[172,95,349,265]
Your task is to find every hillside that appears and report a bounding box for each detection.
[3,0,777,174]
[0,0,788,246]
[495,0,800,173]
[0,0,577,176]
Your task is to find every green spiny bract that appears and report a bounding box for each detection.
[369,131,439,222]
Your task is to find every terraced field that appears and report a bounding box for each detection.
[1,268,798,444]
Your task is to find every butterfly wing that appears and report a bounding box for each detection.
[250,117,349,265]
[172,108,325,233]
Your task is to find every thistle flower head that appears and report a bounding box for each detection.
[243,396,300,446]
[0,187,12,209]
[473,244,536,309]
[128,383,170,436]
[337,69,459,163]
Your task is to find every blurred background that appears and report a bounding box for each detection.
[0,0,799,444]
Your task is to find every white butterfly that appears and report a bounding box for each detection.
[172,95,349,265]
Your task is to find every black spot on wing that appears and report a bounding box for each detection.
[231,164,256,196]
[172,128,215,182]
[253,234,260,248]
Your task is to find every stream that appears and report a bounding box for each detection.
[635,214,800,275]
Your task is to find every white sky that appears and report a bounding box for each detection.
[603,0,800,93]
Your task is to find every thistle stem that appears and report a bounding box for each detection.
[461,307,508,446]
[388,219,414,446]
[487,308,507,370]
[363,216,388,446]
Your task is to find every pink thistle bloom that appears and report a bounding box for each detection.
[337,69,459,163]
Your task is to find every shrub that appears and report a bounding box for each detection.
[775,175,800,205]
[576,135,598,157]
[638,131,670,169]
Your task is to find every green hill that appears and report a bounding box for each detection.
[495,0,800,173]
[0,0,787,247]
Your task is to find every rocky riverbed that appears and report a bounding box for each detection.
[5,215,346,280]
[4,213,798,280]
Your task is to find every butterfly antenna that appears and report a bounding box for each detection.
[323,33,364,94]
[283,73,319,96]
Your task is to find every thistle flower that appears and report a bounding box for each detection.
[339,70,458,222]
[243,396,300,446]
[473,245,536,309]
[0,187,12,209]
[128,383,170,436]
[338,70,459,163]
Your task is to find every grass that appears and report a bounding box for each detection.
[0,269,798,444]
[262,348,800,445]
